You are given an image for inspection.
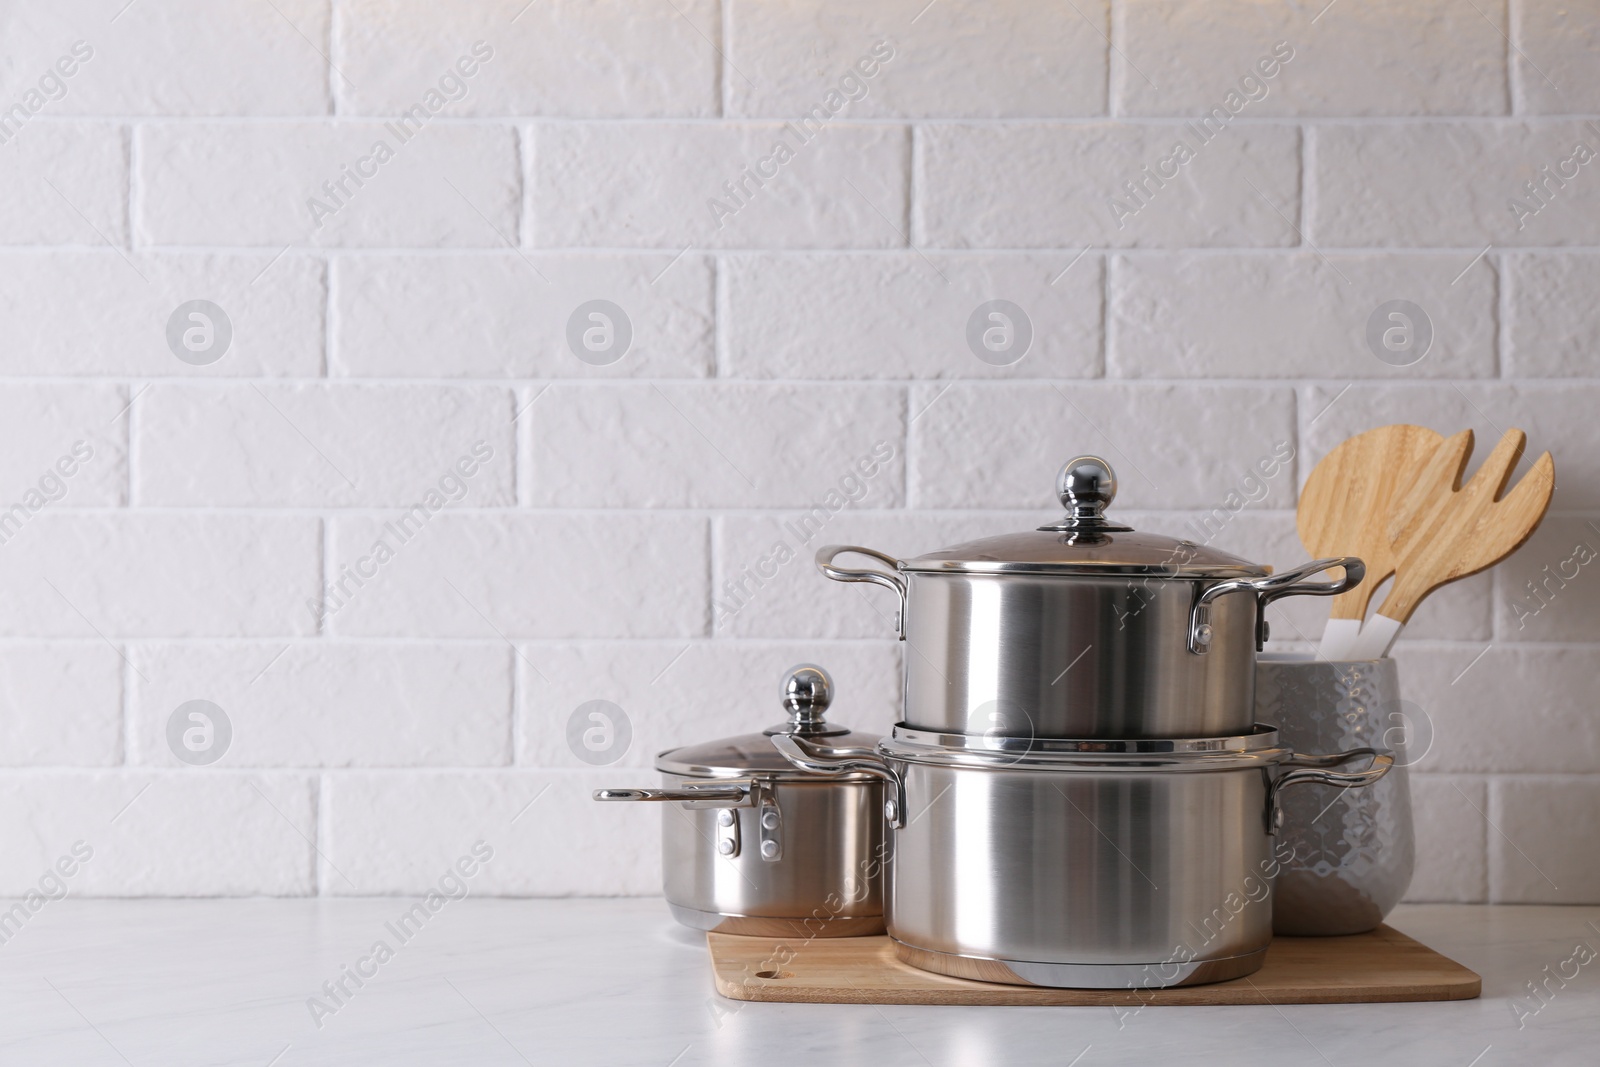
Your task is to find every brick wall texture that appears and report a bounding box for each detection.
[1,0,1598,902]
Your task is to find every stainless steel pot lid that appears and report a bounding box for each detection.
[654,665,883,778]
[900,456,1269,578]
[880,723,1292,771]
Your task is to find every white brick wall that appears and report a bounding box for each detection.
[0,0,1596,902]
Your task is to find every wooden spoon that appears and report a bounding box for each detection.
[1345,427,1555,659]
[1297,424,1444,660]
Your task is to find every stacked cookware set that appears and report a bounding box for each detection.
[598,457,1395,989]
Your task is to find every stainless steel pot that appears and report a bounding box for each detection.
[774,726,1392,988]
[594,666,885,937]
[816,456,1365,739]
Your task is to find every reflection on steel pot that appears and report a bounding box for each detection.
[774,726,1392,988]
[1256,654,1416,936]
[816,456,1365,738]
[594,666,885,937]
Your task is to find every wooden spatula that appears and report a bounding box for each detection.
[1345,427,1555,659]
[1298,424,1444,660]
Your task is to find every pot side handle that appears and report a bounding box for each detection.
[770,734,906,829]
[815,545,908,639]
[1252,555,1367,608]
[1265,748,1393,834]
[1189,556,1366,654]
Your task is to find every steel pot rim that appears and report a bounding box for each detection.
[897,559,1268,578]
[774,732,1393,830]
[881,723,1295,771]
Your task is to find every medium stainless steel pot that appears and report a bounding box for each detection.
[816,456,1365,739]
[594,666,885,937]
[774,726,1392,988]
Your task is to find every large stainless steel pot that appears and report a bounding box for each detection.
[775,726,1392,988]
[594,666,885,937]
[816,456,1365,739]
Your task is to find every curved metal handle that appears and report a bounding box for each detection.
[1265,747,1393,833]
[592,783,751,808]
[1253,556,1367,608]
[770,734,906,828]
[1188,556,1366,654]
[798,744,881,759]
[815,544,908,639]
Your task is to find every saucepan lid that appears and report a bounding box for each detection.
[654,665,882,779]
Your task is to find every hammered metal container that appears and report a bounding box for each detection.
[1255,654,1415,936]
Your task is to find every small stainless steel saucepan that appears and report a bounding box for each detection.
[594,666,886,937]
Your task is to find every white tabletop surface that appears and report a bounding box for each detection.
[0,898,1595,1065]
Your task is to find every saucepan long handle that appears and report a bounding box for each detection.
[592,782,752,808]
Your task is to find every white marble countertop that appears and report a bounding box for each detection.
[0,899,1595,1065]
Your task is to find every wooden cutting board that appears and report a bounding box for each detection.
[708,925,1480,1006]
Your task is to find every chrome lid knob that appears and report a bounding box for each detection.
[1041,455,1130,534]
[782,664,832,726]
[1057,455,1116,518]
[765,664,849,737]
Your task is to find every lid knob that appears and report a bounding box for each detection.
[1039,455,1131,534]
[764,664,850,737]
[782,664,832,729]
[1057,455,1117,519]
